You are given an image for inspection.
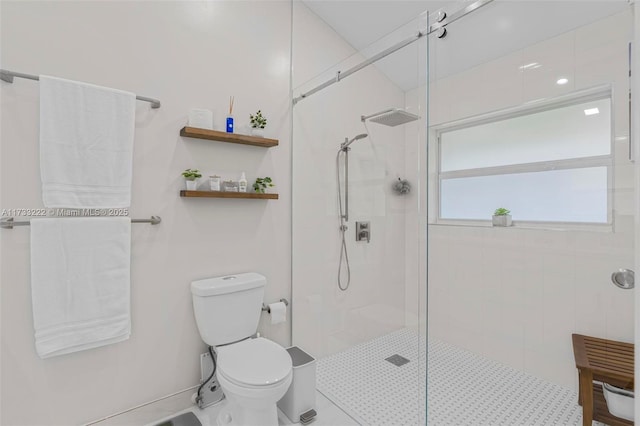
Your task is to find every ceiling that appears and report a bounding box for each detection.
[301,0,630,91]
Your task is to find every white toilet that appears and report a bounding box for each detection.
[191,273,292,426]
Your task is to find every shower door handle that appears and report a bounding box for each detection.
[611,269,634,289]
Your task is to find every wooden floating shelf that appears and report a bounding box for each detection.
[180,126,278,148]
[180,190,278,200]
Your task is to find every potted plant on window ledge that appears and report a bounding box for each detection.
[492,208,512,227]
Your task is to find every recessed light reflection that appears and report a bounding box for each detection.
[584,108,600,116]
[556,78,569,85]
[519,62,541,70]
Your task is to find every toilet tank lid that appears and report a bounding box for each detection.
[191,272,266,296]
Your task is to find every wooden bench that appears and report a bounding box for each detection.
[572,334,634,426]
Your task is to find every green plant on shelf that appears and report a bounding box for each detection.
[182,169,202,181]
[253,177,274,193]
[249,110,267,129]
[493,207,511,216]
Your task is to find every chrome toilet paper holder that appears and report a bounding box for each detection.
[262,298,289,313]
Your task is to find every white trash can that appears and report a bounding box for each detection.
[278,346,317,424]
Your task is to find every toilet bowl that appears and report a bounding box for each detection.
[190,273,292,426]
[215,337,292,425]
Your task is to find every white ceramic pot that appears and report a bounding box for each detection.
[492,215,512,226]
[251,127,265,137]
[186,179,198,191]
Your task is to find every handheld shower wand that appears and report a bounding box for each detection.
[340,133,368,151]
[339,133,367,222]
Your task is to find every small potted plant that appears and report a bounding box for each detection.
[182,169,202,191]
[492,207,512,227]
[249,110,267,137]
[253,177,274,193]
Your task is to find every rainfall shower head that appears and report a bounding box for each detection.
[341,133,368,150]
[361,108,420,127]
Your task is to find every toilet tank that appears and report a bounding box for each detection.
[191,273,266,346]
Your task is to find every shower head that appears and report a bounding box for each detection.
[361,108,420,127]
[341,133,368,150]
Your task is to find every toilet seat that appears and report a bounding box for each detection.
[217,337,292,387]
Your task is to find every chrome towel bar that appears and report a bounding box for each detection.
[1,69,161,109]
[1,215,162,229]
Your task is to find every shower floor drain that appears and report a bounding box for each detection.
[385,354,410,367]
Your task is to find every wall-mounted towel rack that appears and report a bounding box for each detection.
[0,69,161,109]
[1,215,162,229]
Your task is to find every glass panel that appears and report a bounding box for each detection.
[428,2,634,425]
[292,4,428,425]
[440,167,609,223]
[440,97,611,172]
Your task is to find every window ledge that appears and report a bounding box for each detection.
[431,219,613,233]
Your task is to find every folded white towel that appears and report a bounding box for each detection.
[30,217,131,358]
[39,75,135,208]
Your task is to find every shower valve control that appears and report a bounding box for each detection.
[356,221,370,243]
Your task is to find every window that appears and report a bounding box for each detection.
[436,89,612,225]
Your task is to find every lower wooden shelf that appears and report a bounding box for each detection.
[180,190,278,200]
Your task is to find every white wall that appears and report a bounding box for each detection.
[414,9,635,391]
[0,2,292,425]
[290,3,421,358]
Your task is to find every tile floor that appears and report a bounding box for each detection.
[151,329,604,426]
[147,391,358,426]
[317,328,598,426]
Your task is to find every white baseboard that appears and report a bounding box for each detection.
[86,386,197,426]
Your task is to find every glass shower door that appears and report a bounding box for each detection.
[426,2,636,424]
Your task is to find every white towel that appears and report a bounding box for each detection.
[39,75,135,208]
[30,217,131,358]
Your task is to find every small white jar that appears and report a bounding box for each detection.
[209,175,221,191]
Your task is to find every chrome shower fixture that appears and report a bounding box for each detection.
[341,133,368,150]
[361,108,420,127]
[338,133,368,224]
[392,178,411,195]
[336,133,367,292]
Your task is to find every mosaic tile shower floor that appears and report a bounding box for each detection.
[317,328,597,425]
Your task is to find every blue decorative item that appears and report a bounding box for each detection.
[226,96,235,133]
[226,115,234,133]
